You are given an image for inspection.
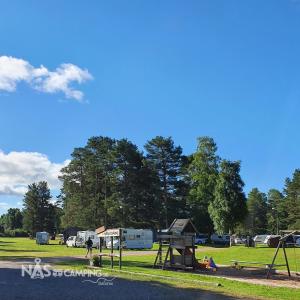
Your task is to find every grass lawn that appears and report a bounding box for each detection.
[1,237,300,300]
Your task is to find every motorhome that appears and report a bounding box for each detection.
[106,228,153,249]
[36,232,50,245]
[75,231,100,248]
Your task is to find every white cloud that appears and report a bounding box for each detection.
[0,56,92,101]
[0,202,9,209]
[0,150,70,196]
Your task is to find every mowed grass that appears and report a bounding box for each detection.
[196,244,300,271]
[57,254,300,300]
[0,237,86,258]
[1,237,300,271]
[1,237,300,299]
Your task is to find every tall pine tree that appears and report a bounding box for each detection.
[23,182,57,235]
[145,136,185,228]
[245,188,268,235]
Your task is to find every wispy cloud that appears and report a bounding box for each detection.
[0,202,9,209]
[0,56,93,101]
[0,150,70,196]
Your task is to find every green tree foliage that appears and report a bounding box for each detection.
[245,188,268,235]
[108,139,161,228]
[284,169,300,229]
[0,208,23,230]
[266,189,287,234]
[23,181,58,235]
[60,136,161,229]
[188,137,219,233]
[60,137,116,229]
[144,136,186,228]
[209,160,247,234]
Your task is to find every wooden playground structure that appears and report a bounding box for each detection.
[154,219,198,270]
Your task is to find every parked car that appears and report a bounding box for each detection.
[295,236,300,246]
[66,236,76,247]
[210,233,230,245]
[253,234,269,244]
[195,234,209,245]
[234,237,245,244]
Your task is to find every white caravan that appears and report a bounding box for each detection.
[106,229,153,249]
[36,232,50,245]
[66,236,76,247]
[75,231,100,248]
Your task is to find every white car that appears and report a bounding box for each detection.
[253,235,269,244]
[66,236,76,247]
[234,237,245,244]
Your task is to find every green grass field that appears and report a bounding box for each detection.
[1,237,299,271]
[1,237,300,300]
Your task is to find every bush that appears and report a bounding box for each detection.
[4,229,29,237]
[92,255,100,267]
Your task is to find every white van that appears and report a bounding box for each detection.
[36,232,50,245]
[106,229,153,249]
[75,231,100,248]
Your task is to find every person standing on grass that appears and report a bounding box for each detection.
[85,237,93,258]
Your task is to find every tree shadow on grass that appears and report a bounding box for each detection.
[0,240,16,244]
[0,249,47,253]
[0,267,245,300]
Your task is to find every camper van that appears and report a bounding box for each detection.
[36,232,50,245]
[75,231,100,248]
[106,229,153,249]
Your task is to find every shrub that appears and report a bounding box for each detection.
[4,229,29,237]
[92,255,100,267]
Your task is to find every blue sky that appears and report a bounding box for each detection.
[1,0,300,213]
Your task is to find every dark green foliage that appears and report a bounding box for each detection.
[284,169,300,230]
[209,160,247,234]
[0,208,23,230]
[60,136,161,229]
[266,189,287,234]
[245,188,268,235]
[144,136,187,228]
[23,181,58,236]
[188,137,219,233]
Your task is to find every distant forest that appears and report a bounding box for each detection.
[1,136,300,236]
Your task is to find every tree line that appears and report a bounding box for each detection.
[1,135,299,236]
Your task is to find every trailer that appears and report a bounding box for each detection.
[75,231,100,248]
[104,228,153,249]
[36,232,50,245]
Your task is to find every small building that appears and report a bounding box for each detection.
[154,219,198,270]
